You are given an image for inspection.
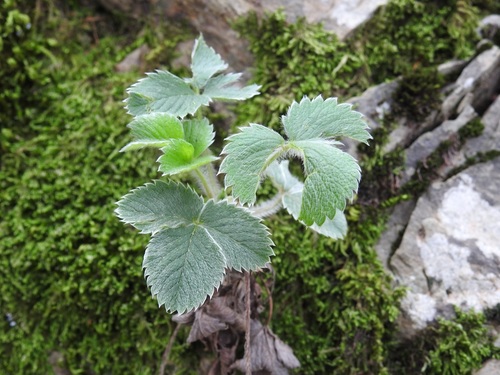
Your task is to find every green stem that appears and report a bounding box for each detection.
[192,164,222,200]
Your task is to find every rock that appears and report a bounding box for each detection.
[478,14,500,45]
[441,46,500,119]
[390,157,500,334]
[437,59,468,79]
[115,45,149,72]
[441,95,500,177]
[400,105,478,185]
[94,0,389,69]
[474,359,500,375]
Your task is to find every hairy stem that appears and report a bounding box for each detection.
[192,163,222,200]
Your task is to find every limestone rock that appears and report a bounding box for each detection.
[441,46,500,119]
[115,45,149,73]
[474,359,500,375]
[478,14,500,45]
[390,157,500,334]
[400,105,478,185]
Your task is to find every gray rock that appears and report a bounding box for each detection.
[437,59,468,78]
[474,359,500,375]
[478,14,500,44]
[441,95,500,177]
[441,46,500,119]
[400,105,478,185]
[115,45,149,73]
[390,157,500,334]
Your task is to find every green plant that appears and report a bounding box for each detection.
[115,35,371,372]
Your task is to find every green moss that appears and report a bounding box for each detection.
[392,67,445,122]
[389,308,499,374]
[0,2,196,374]
[349,0,480,82]
[458,117,485,142]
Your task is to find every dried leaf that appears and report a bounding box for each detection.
[231,320,300,374]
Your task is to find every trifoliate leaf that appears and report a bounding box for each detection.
[266,161,347,239]
[120,113,184,152]
[203,73,261,101]
[125,70,211,117]
[222,97,368,225]
[294,139,360,226]
[190,35,228,89]
[220,124,285,204]
[125,37,261,117]
[116,181,273,313]
[182,118,215,158]
[283,96,371,143]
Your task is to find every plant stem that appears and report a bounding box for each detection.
[158,323,181,375]
[192,164,221,200]
[245,271,252,375]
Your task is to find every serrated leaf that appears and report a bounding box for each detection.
[116,181,273,313]
[182,118,215,158]
[190,35,228,89]
[144,226,227,314]
[125,70,211,117]
[120,113,184,151]
[115,181,204,234]
[203,73,261,101]
[266,161,347,239]
[283,96,371,143]
[220,124,285,205]
[294,139,360,226]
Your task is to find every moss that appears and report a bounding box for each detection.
[458,117,485,142]
[388,308,499,374]
[0,2,196,374]
[392,67,445,122]
[349,0,480,83]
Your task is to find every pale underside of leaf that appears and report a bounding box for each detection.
[266,161,347,238]
[282,95,371,143]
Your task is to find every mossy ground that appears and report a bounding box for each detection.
[1,0,498,374]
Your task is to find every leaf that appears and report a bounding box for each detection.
[115,181,273,313]
[125,70,211,117]
[125,36,261,117]
[266,161,347,238]
[231,320,300,374]
[294,139,360,226]
[220,124,285,204]
[115,180,204,234]
[156,119,218,175]
[203,73,261,100]
[282,96,371,143]
[222,96,368,225]
[182,118,215,158]
[190,35,228,89]
[120,113,184,151]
